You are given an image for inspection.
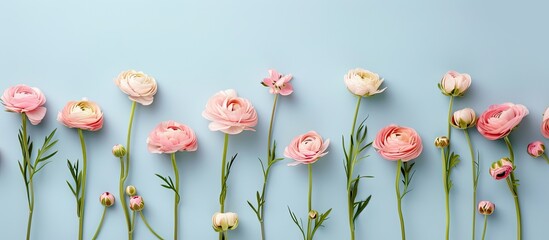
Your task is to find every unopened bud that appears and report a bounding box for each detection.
[112,144,127,158]
[434,136,450,148]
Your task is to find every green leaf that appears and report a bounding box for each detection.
[353,195,372,222]
[311,208,332,238]
[287,206,306,240]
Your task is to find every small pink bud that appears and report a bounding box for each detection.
[527,141,545,158]
[129,196,144,211]
[489,158,514,180]
[99,192,115,207]
[478,201,495,215]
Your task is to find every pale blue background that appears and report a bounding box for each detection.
[1,0,549,239]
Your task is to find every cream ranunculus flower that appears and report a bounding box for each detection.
[114,70,158,105]
[344,68,386,97]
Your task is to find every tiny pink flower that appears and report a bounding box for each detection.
[541,107,549,139]
[284,131,330,166]
[344,68,386,97]
[261,69,293,96]
[1,84,47,125]
[451,108,477,129]
[438,70,471,96]
[147,120,198,154]
[99,192,115,207]
[202,89,258,135]
[527,141,545,158]
[57,99,104,131]
[489,158,514,180]
[129,195,144,211]
[478,201,495,215]
[373,125,423,162]
[477,103,529,140]
[114,70,158,105]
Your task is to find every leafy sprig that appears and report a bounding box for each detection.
[66,160,83,217]
[155,174,180,202]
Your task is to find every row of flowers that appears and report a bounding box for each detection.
[1,69,545,240]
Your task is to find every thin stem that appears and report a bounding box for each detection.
[513,195,522,240]
[503,136,521,240]
[464,129,477,240]
[92,207,108,240]
[504,137,515,163]
[306,164,313,240]
[446,96,454,157]
[542,153,549,164]
[130,211,136,234]
[171,153,180,240]
[266,94,279,162]
[122,101,137,240]
[140,211,164,240]
[481,215,488,240]
[78,129,88,240]
[350,95,362,136]
[347,96,362,240]
[219,134,229,240]
[396,160,406,240]
[22,114,34,240]
[441,148,449,240]
[119,157,132,240]
[124,101,137,180]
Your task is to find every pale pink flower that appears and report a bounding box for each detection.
[114,70,157,105]
[129,195,144,211]
[451,108,477,129]
[478,201,495,215]
[541,107,549,138]
[344,68,386,97]
[284,131,329,166]
[57,99,104,131]
[477,103,529,140]
[373,125,423,162]
[147,120,198,154]
[489,158,514,180]
[439,70,471,96]
[1,84,47,125]
[261,69,293,96]
[527,141,545,158]
[99,192,115,207]
[212,212,239,232]
[202,89,258,134]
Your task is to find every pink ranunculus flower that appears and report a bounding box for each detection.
[1,84,47,125]
[261,69,293,96]
[202,89,258,135]
[129,195,144,211]
[527,141,545,158]
[451,108,477,129]
[284,131,330,166]
[438,70,471,96]
[478,201,495,215]
[147,120,198,154]
[541,107,549,138]
[477,103,529,140]
[114,70,158,105]
[99,192,115,207]
[373,124,423,161]
[57,99,104,131]
[344,68,386,97]
[489,158,514,180]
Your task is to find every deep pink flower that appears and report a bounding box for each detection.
[1,84,47,125]
[202,89,258,135]
[541,107,549,138]
[57,99,104,131]
[261,69,293,96]
[489,158,513,180]
[284,131,330,166]
[527,141,545,158]
[477,103,529,140]
[373,125,423,162]
[147,120,198,154]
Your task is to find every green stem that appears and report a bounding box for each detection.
[306,164,313,240]
[542,153,549,164]
[171,153,180,240]
[122,101,137,239]
[266,94,278,163]
[513,195,522,240]
[347,95,362,240]
[441,148,449,240]
[504,137,515,163]
[396,160,406,240]
[219,134,229,240]
[78,129,88,240]
[92,207,107,240]
[481,215,487,240]
[503,137,521,240]
[464,129,477,240]
[119,157,132,240]
[446,96,454,156]
[130,211,136,234]
[21,114,34,240]
[125,101,137,180]
[140,211,164,240]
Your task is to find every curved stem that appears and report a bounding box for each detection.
[395,160,406,240]
[266,94,278,162]
[124,101,137,180]
[504,137,515,163]
[78,129,88,240]
[503,136,521,240]
[21,114,34,240]
[513,195,522,240]
[119,157,132,240]
[464,129,477,240]
[171,153,180,240]
[481,215,488,240]
[122,101,137,239]
[140,211,164,240]
[92,207,107,240]
[306,164,313,240]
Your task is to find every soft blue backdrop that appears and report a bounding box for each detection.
[1,0,549,239]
